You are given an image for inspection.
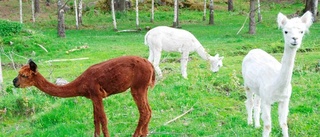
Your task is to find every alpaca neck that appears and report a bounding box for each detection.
[274,44,298,91]
[195,46,211,60]
[34,73,81,98]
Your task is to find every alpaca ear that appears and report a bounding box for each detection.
[277,12,288,29]
[28,59,37,72]
[214,54,219,58]
[300,11,313,29]
[219,56,224,60]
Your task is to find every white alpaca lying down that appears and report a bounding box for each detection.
[242,11,313,137]
[144,26,223,79]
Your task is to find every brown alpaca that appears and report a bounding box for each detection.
[13,56,155,137]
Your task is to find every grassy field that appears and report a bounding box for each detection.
[0,0,319,136]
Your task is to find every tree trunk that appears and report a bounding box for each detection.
[120,0,126,11]
[203,0,206,21]
[303,0,318,21]
[136,0,140,30]
[249,0,256,34]
[151,0,154,22]
[111,0,117,31]
[209,0,214,25]
[0,56,3,92]
[173,0,178,28]
[114,0,126,11]
[34,0,40,13]
[228,0,233,11]
[19,0,23,23]
[58,0,66,37]
[257,0,262,22]
[32,0,35,22]
[46,0,50,6]
[177,3,179,27]
[74,0,79,29]
[78,0,83,25]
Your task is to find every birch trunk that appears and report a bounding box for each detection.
[19,0,23,23]
[257,0,262,22]
[203,0,206,21]
[136,0,140,30]
[313,0,318,21]
[78,0,83,25]
[0,56,3,92]
[111,0,117,31]
[151,0,154,22]
[74,0,79,29]
[32,0,35,22]
[173,0,178,27]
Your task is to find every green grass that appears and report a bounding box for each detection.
[0,1,320,136]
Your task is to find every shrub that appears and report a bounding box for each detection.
[0,20,23,36]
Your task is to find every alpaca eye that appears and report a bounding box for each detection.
[284,31,288,34]
[20,74,28,78]
[300,31,303,34]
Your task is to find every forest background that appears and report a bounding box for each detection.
[0,0,319,136]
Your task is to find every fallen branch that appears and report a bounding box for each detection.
[236,13,249,35]
[66,45,89,54]
[117,29,141,33]
[164,107,194,125]
[37,44,48,52]
[45,57,89,63]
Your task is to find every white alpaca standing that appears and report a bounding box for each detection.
[242,11,313,137]
[145,26,224,79]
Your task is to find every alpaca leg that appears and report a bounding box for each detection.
[140,95,152,137]
[244,86,254,125]
[153,50,163,78]
[131,87,151,137]
[253,95,261,128]
[261,102,272,137]
[148,47,154,63]
[180,52,189,79]
[99,106,108,137]
[93,107,101,137]
[92,97,109,137]
[278,100,289,137]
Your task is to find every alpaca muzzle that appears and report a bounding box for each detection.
[13,77,20,88]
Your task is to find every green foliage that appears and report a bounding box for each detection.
[0,1,319,136]
[0,87,56,118]
[0,20,23,37]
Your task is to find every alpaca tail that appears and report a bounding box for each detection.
[149,64,156,88]
[144,30,151,46]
